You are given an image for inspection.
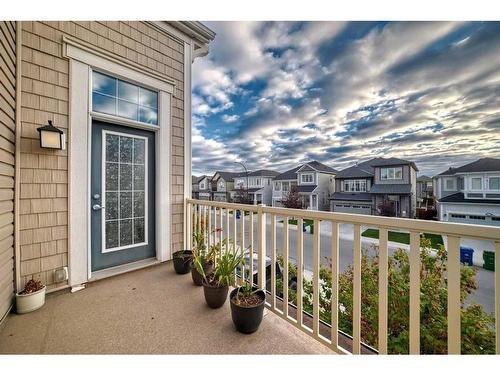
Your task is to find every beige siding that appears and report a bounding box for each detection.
[0,21,16,320]
[19,21,185,290]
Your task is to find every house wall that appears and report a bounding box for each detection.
[0,21,16,320]
[17,21,185,291]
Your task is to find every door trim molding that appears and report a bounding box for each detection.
[67,42,172,288]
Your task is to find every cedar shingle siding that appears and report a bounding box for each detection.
[0,21,16,320]
[18,22,185,291]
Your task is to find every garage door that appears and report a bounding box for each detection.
[449,213,500,227]
[334,203,371,215]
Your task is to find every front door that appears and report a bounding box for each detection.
[90,120,156,272]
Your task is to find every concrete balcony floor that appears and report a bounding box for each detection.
[0,263,333,354]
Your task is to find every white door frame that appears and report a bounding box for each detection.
[64,37,174,289]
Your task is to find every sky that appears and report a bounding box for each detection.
[191,21,500,177]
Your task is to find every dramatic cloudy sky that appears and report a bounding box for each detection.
[191,21,500,177]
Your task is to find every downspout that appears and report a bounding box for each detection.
[14,21,22,293]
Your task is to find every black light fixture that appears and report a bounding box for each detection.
[37,120,65,150]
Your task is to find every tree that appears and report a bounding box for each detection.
[378,199,395,217]
[281,185,304,209]
[276,237,495,354]
[234,186,252,204]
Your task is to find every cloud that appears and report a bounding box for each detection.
[192,21,500,177]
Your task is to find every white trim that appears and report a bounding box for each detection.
[100,130,149,254]
[183,42,193,250]
[68,42,173,288]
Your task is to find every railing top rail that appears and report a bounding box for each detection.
[187,198,500,241]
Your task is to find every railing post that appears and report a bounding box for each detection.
[257,204,266,290]
[447,235,461,354]
[409,230,421,354]
[186,201,192,250]
[352,224,362,354]
[496,240,500,354]
[378,227,389,355]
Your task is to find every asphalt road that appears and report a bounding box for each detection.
[221,212,495,314]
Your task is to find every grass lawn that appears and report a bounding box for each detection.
[279,218,314,228]
[362,228,444,249]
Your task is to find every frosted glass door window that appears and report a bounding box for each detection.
[103,131,147,251]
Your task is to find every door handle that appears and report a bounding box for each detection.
[92,204,105,211]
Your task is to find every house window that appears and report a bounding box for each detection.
[451,214,466,219]
[381,167,403,180]
[471,177,482,190]
[274,182,281,191]
[426,181,432,188]
[469,215,485,220]
[92,71,158,125]
[344,179,367,192]
[488,177,500,190]
[200,182,205,189]
[301,173,314,183]
[444,178,456,191]
[283,182,289,192]
[256,178,261,186]
[218,180,225,190]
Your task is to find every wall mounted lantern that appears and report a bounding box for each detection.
[37,120,65,150]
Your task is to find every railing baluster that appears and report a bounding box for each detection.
[225,207,230,254]
[257,204,266,290]
[271,213,277,310]
[218,207,223,257]
[352,224,362,354]
[495,240,500,354]
[207,204,212,250]
[330,221,339,349]
[240,209,245,285]
[409,230,421,354]
[193,203,198,235]
[297,217,304,328]
[283,216,289,318]
[249,211,254,285]
[186,202,192,250]
[197,204,201,235]
[232,207,237,255]
[447,235,461,354]
[378,227,389,355]
[313,219,320,336]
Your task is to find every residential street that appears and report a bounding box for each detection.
[220,212,495,314]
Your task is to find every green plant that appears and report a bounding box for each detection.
[275,237,495,354]
[196,245,243,288]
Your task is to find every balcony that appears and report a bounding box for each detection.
[0,263,331,354]
[187,198,500,354]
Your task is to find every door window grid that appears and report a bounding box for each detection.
[103,131,147,252]
[92,71,158,125]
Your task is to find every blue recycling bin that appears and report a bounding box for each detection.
[236,210,241,220]
[460,246,474,266]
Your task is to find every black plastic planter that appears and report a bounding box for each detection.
[202,281,228,309]
[230,287,266,334]
[172,250,193,274]
[191,262,214,286]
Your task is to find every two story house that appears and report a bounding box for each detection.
[330,157,418,218]
[272,161,337,211]
[211,171,245,202]
[435,158,500,227]
[232,170,280,205]
[192,175,212,201]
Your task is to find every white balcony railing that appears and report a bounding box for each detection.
[186,198,500,355]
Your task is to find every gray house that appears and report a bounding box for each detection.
[435,158,500,226]
[330,157,418,218]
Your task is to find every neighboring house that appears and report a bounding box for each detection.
[0,21,215,322]
[272,161,337,210]
[232,170,280,205]
[330,159,379,215]
[435,158,500,227]
[192,175,212,200]
[211,171,245,202]
[331,157,418,218]
[370,158,418,218]
[416,175,434,208]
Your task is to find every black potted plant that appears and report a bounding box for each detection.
[195,249,242,309]
[230,281,266,334]
[172,249,193,274]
